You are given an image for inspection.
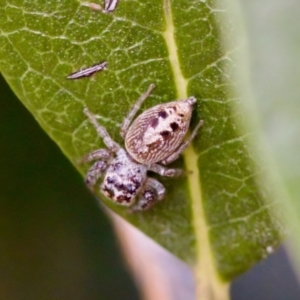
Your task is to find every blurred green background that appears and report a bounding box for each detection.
[0,73,138,300]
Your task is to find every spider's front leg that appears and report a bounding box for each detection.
[79,148,111,164]
[130,178,166,212]
[85,160,109,191]
[83,107,121,153]
[79,148,112,191]
[120,84,155,139]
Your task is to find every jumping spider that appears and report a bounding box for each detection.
[81,84,203,212]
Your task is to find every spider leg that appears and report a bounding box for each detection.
[161,119,204,165]
[85,160,108,191]
[129,177,165,212]
[120,84,155,139]
[84,107,121,153]
[79,148,111,164]
[149,164,184,177]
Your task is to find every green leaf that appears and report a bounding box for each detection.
[0,0,284,291]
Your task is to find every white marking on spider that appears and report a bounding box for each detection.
[81,84,204,212]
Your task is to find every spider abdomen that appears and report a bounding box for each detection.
[125,98,196,164]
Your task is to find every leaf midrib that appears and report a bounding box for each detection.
[162,1,229,298]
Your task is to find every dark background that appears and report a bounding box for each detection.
[1,73,300,299]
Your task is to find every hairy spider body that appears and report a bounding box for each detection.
[81,84,203,211]
[101,149,147,205]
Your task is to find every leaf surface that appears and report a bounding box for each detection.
[238,0,300,277]
[0,0,283,283]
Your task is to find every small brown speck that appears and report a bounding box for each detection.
[160,130,170,138]
[158,111,168,119]
[150,117,159,128]
[170,122,179,131]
